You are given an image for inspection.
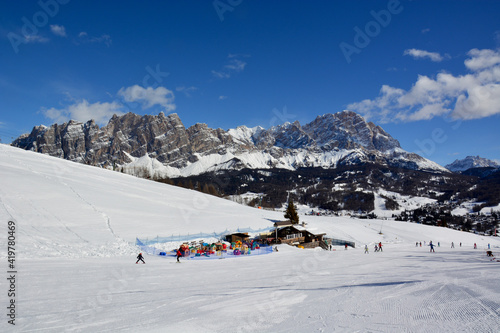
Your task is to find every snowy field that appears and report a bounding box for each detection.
[1,144,500,332]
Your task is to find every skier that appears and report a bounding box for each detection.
[176,248,183,262]
[460,242,462,247]
[416,242,418,247]
[420,242,422,247]
[451,242,454,248]
[374,244,378,252]
[429,241,435,253]
[474,243,477,249]
[364,245,369,254]
[378,242,383,252]
[345,244,348,250]
[136,253,145,264]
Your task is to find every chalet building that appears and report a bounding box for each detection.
[273,221,328,249]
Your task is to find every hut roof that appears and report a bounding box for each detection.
[227,232,250,238]
[273,220,294,227]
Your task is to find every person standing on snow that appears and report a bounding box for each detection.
[136,253,145,264]
[378,242,383,252]
[451,242,455,248]
[176,248,182,262]
[365,245,369,254]
[429,241,435,253]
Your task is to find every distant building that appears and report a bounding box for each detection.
[224,232,250,243]
[273,221,327,249]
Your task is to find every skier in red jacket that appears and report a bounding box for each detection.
[176,249,182,262]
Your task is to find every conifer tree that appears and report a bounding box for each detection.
[284,199,299,224]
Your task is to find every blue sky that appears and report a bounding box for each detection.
[1,0,500,166]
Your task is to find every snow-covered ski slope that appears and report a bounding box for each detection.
[1,144,500,332]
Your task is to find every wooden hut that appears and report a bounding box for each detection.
[224,232,250,243]
[274,222,326,248]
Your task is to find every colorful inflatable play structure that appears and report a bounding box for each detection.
[136,237,272,260]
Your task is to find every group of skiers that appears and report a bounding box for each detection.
[413,241,490,252]
[136,248,183,264]
[363,242,383,253]
[136,240,493,263]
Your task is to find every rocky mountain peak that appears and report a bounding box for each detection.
[302,110,400,151]
[445,155,500,172]
[12,110,446,176]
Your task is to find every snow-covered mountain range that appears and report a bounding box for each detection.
[445,155,500,172]
[12,110,447,178]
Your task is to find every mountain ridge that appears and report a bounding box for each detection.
[445,155,500,173]
[12,110,447,178]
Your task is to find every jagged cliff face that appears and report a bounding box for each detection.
[12,110,447,176]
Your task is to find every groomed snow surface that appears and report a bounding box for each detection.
[1,144,500,333]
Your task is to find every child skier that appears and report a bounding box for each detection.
[364,245,369,254]
[136,253,145,264]
[176,248,182,262]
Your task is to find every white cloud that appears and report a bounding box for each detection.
[211,70,231,79]
[41,85,176,125]
[464,48,500,71]
[50,25,66,37]
[23,34,49,44]
[176,86,197,97]
[77,32,112,46]
[118,85,176,112]
[404,48,447,62]
[212,55,248,79]
[42,99,123,125]
[348,48,500,122]
[421,28,431,34]
[224,58,246,72]
[219,95,228,100]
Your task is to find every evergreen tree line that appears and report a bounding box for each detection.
[122,163,499,214]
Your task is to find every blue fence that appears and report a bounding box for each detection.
[136,238,163,255]
[326,238,356,248]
